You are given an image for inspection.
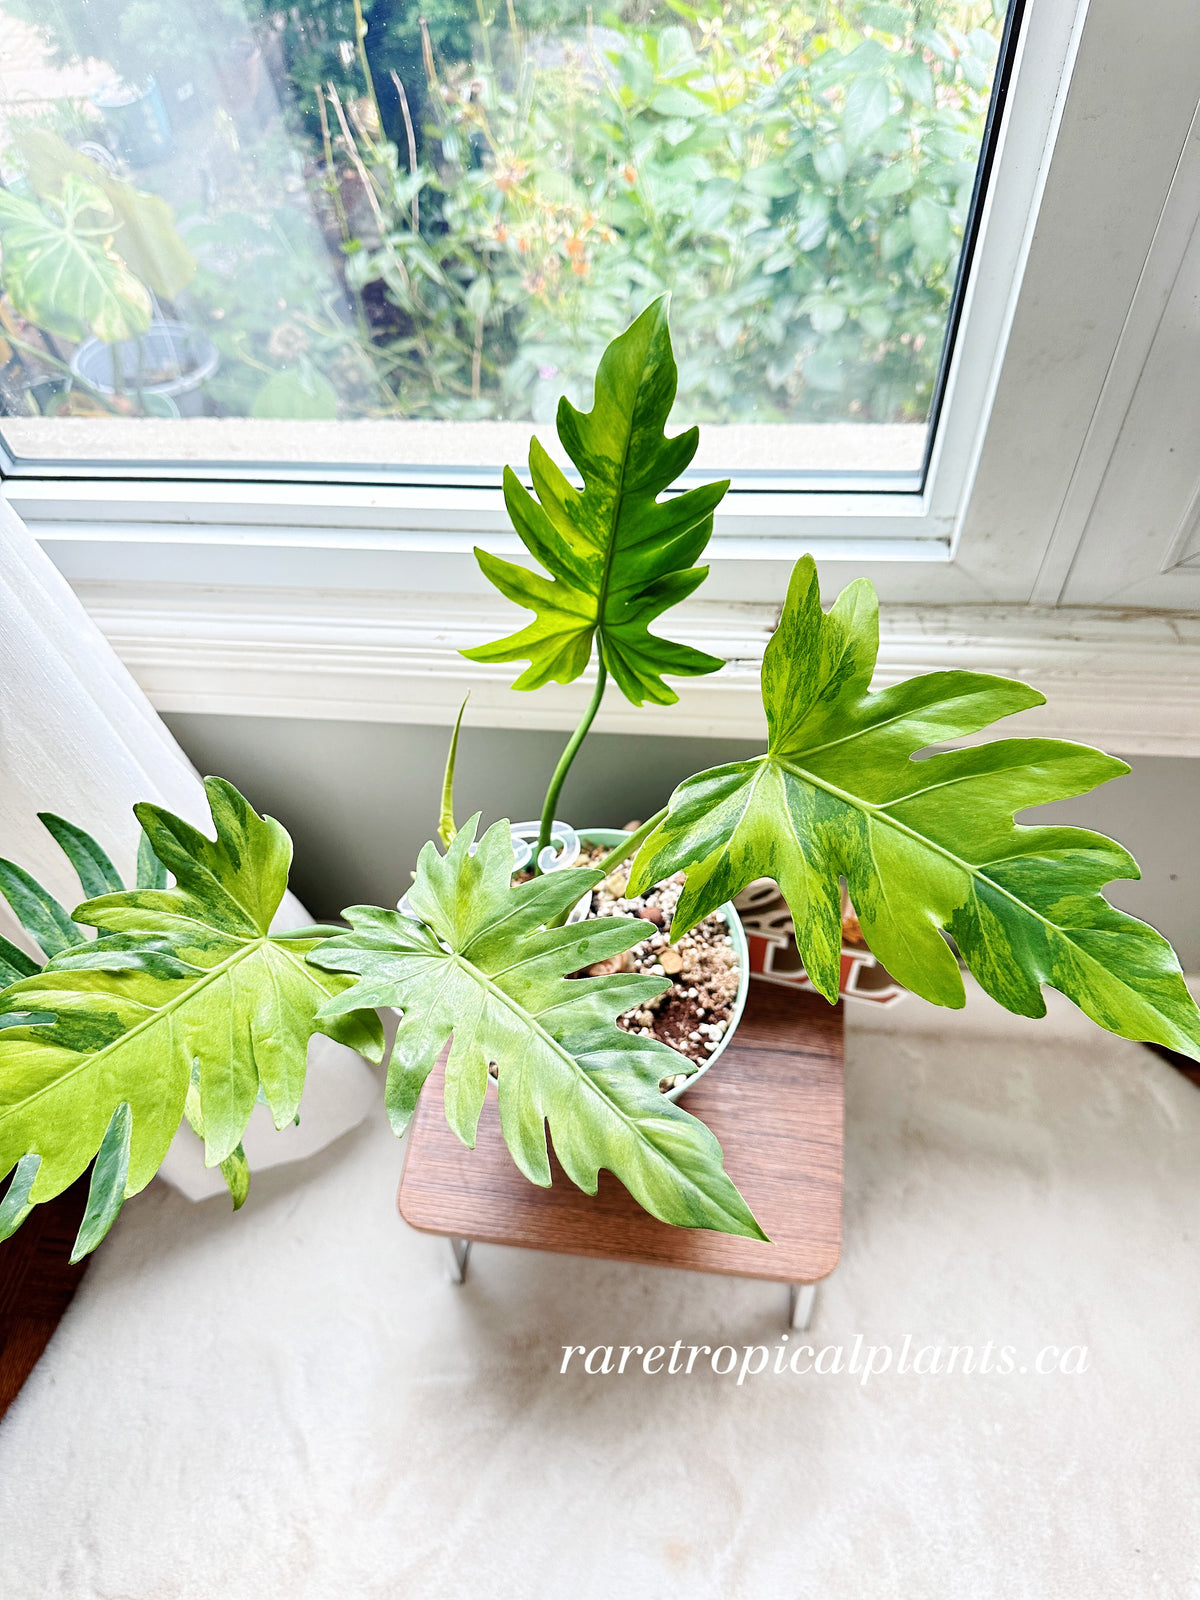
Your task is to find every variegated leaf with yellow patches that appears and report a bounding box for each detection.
[631,555,1200,1059]
[0,779,383,1258]
[311,815,765,1238]
[460,298,727,706]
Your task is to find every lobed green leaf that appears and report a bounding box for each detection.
[631,555,1200,1059]
[0,779,384,1254]
[71,1103,132,1262]
[0,857,80,959]
[461,299,728,706]
[0,934,40,988]
[312,815,764,1238]
[37,812,124,899]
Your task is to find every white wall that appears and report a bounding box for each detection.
[164,714,1200,971]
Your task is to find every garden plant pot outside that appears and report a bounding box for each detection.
[575,826,750,1103]
[70,320,219,417]
[90,77,174,166]
[24,375,70,415]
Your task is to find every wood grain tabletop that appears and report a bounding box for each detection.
[398,981,844,1285]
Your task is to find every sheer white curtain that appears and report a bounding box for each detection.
[0,501,377,1198]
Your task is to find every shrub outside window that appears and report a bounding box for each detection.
[0,0,1010,485]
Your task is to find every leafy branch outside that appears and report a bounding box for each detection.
[0,0,1003,428]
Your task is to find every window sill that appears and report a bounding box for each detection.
[61,567,1200,758]
[0,416,927,483]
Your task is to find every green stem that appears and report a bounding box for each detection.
[537,655,608,867]
[2,332,122,412]
[592,807,668,881]
[545,806,668,929]
[352,0,384,139]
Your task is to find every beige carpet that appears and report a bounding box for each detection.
[2,981,1198,1599]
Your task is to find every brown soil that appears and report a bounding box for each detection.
[571,842,741,1093]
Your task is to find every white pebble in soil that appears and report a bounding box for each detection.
[574,843,741,1085]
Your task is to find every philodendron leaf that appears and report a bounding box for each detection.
[0,813,131,978]
[0,173,152,344]
[460,298,728,706]
[136,825,167,890]
[37,812,124,899]
[311,815,765,1239]
[0,813,124,991]
[219,1145,251,1211]
[0,778,384,1253]
[184,1059,252,1212]
[631,555,1200,1059]
[0,935,39,988]
[0,856,82,958]
[71,1102,133,1262]
[0,1153,38,1242]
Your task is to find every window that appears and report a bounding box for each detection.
[5,0,1200,686]
[0,0,1017,491]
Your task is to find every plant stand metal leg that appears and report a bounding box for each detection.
[788,1282,816,1332]
[447,1236,472,1284]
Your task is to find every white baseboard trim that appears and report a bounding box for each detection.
[69,579,1200,757]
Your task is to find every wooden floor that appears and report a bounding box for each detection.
[0,1175,90,1421]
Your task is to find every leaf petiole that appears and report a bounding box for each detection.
[592,808,667,883]
[544,807,668,927]
[536,655,608,867]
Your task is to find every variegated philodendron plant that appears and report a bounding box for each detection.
[3,301,1197,1259]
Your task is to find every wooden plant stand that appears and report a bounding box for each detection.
[397,982,844,1328]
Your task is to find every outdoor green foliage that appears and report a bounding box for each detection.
[629,556,1200,1057]
[257,0,589,128]
[340,0,1005,423]
[0,174,152,344]
[463,298,727,703]
[185,198,370,419]
[0,0,1003,426]
[14,128,197,301]
[311,815,765,1237]
[4,0,269,97]
[0,780,384,1259]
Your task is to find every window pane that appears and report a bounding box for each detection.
[0,0,1009,484]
